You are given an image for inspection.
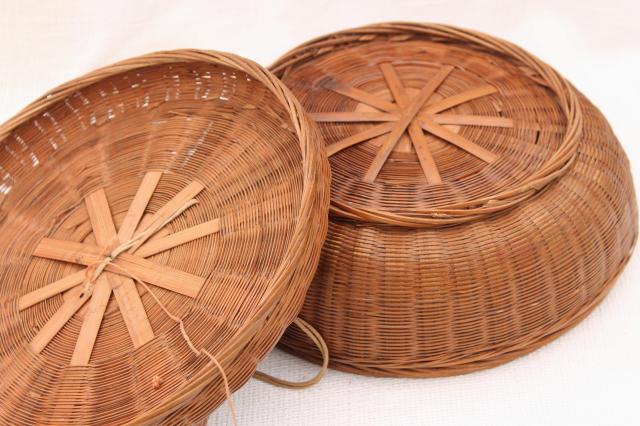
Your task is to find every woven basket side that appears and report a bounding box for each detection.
[279,92,637,377]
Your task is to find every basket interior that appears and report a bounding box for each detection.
[0,61,304,424]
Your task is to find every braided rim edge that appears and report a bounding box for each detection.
[0,49,330,424]
[271,22,583,227]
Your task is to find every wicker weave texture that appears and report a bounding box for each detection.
[0,50,330,424]
[272,23,638,377]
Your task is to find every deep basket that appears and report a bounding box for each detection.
[271,23,638,377]
[0,50,330,424]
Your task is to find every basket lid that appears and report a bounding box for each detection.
[0,50,329,424]
[272,23,582,227]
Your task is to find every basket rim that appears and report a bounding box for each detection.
[271,22,583,228]
[0,49,328,424]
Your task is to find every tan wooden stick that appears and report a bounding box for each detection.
[424,84,498,114]
[136,219,220,258]
[428,114,513,127]
[34,238,204,298]
[380,63,442,184]
[419,115,499,163]
[327,122,395,156]
[118,171,162,242]
[18,270,85,310]
[327,79,397,112]
[30,286,91,354]
[129,181,205,253]
[19,217,218,310]
[310,111,398,122]
[70,190,115,365]
[364,66,453,182]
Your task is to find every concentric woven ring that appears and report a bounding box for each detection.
[0,50,330,425]
[272,22,583,227]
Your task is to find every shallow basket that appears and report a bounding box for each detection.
[0,50,330,424]
[271,23,638,377]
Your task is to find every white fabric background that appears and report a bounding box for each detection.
[0,1,638,425]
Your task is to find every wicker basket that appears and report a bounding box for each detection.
[271,23,638,377]
[0,50,330,424]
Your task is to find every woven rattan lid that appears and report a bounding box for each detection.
[273,23,581,227]
[0,50,329,424]
[270,23,637,377]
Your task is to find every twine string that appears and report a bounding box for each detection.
[80,197,328,424]
[109,262,238,426]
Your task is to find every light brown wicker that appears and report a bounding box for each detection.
[271,23,638,377]
[0,49,330,424]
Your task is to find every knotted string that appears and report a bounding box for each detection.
[80,196,329,424]
[109,262,238,426]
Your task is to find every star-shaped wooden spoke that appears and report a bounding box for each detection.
[310,63,514,184]
[19,172,220,366]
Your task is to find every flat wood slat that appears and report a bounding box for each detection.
[420,115,499,163]
[136,219,221,258]
[67,189,117,365]
[327,122,395,157]
[428,114,513,127]
[379,63,442,184]
[424,84,498,114]
[34,239,205,298]
[364,66,453,183]
[129,181,205,253]
[69,276,111,365]
[117,171,162,242]
[18,270,85,311]
[29,286,91,354]
[310,111,398,122]
[327,79,398,113]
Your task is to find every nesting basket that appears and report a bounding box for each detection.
[0,50,330,424]
[272,23,638,377]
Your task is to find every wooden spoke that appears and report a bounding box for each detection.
[327,122,395,157]
[379,63,442,184]
[407,123,442,184]
[310,112,398,123]
[118,171,162,242]
[89,186,157,350]
[129,181,205,253]
[428,114,513,128]
[85,190,118,247]
[312,64,509,183]
[30,286,91,354]
[19,270,85,311]
[327,79,398,113]
[364,66,453,183]
[419,116,499,163]
[23,176,213,363]
[69,275,111,366]
[20,217,219,312]
[112,172,163,348]
[68,190,116,365]
[34,239,205,298]
[136,219,221,258]
[424,84,498,114]
[379,63,409,106]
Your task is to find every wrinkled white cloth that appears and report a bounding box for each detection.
[0,1,638,425]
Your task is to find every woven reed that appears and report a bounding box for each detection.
[271,23,638,377]
[0,50,330,424]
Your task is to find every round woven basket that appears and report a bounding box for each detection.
[271,23,638,377]
[0,50,330,424]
